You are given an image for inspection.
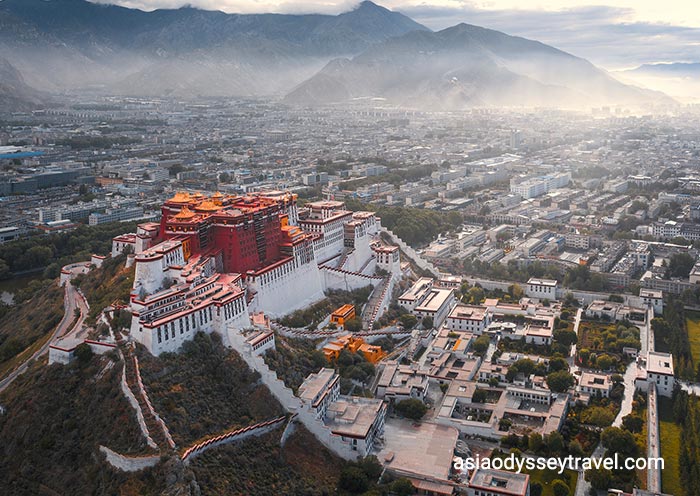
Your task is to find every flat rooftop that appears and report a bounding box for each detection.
[448,304,488,321]
[378,419,458,481]
[399,277,433,302]
[470,468,529,496]
[415,288,454,313]
[647,351,674,376]
[527,278,558,287]
[326,397,384,439]
[298,368,337,405]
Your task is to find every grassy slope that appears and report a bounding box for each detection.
[0,280,64,374]
[191,426,343,496]
[658,397,682,496]
[137,332,285,447]
[0,355,164,495]
[686,311,700,365]
[138,332,350,494]
[72,254,134,323]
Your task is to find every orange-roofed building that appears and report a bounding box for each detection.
[323,334,387,364]
[331,304,356,328]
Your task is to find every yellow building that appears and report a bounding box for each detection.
[323,334,387,364]
[330,304,356,328]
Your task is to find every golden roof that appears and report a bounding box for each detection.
[196,200,220,212]
[173,205,196,220]
[170,191,191,202]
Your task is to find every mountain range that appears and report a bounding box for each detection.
[0,57,45,112]
[0,0,673,109]
[615,63,700,103]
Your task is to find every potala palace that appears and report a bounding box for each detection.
[112,191,402,355]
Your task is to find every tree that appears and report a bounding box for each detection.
[528,432,543,452]
[467,286,485,304]
[546,370,574,392]
[595,354,614,371]
[338,466,369,493]
[554,329,578,347]
[545,431,564,453]
[568,439,584,456]
[499,418,512,431]
[601,426,638,456]
[74,343,93,364]
[391,479,414,496]
[358,456,383,480]
[508,284,524,299]
[582,406,614,427]
[394,399,428,420]
[345,317,363,332]
[668,252,695,278]
[530,482,543,496]
[552,479,570,496]
[622,414,643,433]
[472,335,491,354]
[548,357,569,372]
[399,314,417,330]
[422,316,434,329]
[585,468,612,490]
[472,388,487,403]
[0,258,10,280]
[218,172,231,183]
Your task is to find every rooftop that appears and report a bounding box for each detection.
[298,368,338,406]
[469,468,529,496]
[646,351,674,376]
[378,419,458,482]
[326,397,385,439]
[415,288,454,313]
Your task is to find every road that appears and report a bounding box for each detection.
[568,308,582,374]
[0,263,90,393]
[612,360,639,427]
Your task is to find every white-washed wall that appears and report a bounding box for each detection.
[119,362,158,450]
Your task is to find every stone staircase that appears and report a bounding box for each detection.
[361,276,391,329]
[123,348,173,452]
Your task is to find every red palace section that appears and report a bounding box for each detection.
[158,191,300,274]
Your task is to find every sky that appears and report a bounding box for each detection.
[91,1,700,70]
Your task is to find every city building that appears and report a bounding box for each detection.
[638,351,675,397]
[467,468,530,496]
[525,278,558,299]
[445,304,491,334]
[640,289,663,315]
[577,372,613,399]
[298,368,386,457]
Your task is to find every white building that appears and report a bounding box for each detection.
[445,304,491,334]
[467,468,530,496]
[640,289,663,315]
[299,368,386,457]
[578,372,612,398]
[642,351,675,397]
[398,277,434,312]
[413,287,457,328]
[525,278,558,300]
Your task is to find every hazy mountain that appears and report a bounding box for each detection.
[614,62,700,103]
[0,0,428,96]
[626,62,700,77]
[0,58,44,112]
[286,23,671,109]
